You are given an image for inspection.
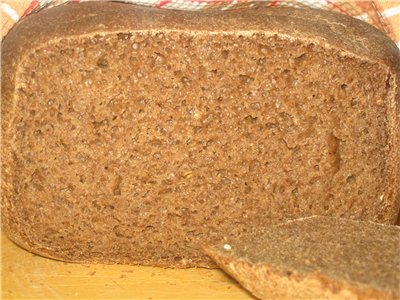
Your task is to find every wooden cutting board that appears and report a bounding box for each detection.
[1,232,252,299]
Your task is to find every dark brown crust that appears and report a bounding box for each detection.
[2,2,400,264]
[3,224,200,268]
[3,2,400,67]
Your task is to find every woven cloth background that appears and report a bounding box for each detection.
[1,0,400,47]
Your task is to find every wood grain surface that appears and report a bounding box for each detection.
[1,232,253,300]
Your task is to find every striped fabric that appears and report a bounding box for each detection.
[1,0,400,46]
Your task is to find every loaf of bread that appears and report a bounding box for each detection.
[2,2,399,267]
[205,216,400,299]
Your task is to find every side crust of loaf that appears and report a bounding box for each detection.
[2,3,400,267]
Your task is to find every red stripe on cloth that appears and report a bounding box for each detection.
[371,0,393,37]
[187,0,232,2]
[325,0,350,15]
[22,0,39,17]
[268,0,281,7]
[156,0,173,7]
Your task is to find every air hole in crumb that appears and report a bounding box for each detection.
[129,56,137,63]
[221,50,229,59]
[351,98,359,107]
[294,53,306,62]
[385,74,391,89]
[239,74,254,84]
[174,256,182,262]
[326,194,334,202]
[174,70,183,77]
[306,43,315,52]
[112,175,122,195]
[197,198,205,204]
[97,58,108,69]
[340,83,348,91]
[244,115,258,124]
[117,32,132,40]
[145,225,155,232]
[153,52,165,65]
[346,175,356,184]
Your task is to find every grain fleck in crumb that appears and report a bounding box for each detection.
[223,244,232,251]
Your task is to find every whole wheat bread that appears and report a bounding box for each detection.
[205,216,400,299]
[1,2,400,267]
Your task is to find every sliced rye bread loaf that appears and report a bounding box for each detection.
[2,2,400,267]
[205,216,400,299]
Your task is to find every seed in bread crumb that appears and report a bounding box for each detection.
[183,171,193,178]
[132,42,140,50]
[380,194,384,201]
[223,244,232,251]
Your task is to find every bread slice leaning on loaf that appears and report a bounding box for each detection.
[1,2,400,267]
[205,216,400,300]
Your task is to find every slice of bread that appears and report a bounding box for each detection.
[2,2,399,267]
[205,216,400,299]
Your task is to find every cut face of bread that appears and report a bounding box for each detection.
[205,216,400,299]
[1,3,399,267]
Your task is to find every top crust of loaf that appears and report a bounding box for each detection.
[3,2,400,69]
